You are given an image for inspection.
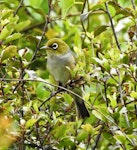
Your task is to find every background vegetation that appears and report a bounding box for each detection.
[0,0,137,149]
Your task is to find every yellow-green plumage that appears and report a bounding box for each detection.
[42,38,89,119]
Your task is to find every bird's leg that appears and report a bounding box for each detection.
[57,81,65,91]
[69,76,84,88]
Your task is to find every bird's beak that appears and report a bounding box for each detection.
[40,46,50,50]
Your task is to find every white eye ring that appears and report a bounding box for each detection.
[52,43,58,50]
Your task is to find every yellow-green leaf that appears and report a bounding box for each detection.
[5,33,23,44]
[114,135,126,144]
[1,45,17,62]
[25,118,37,129]
[130,91,137,99]
[81,123,93,134]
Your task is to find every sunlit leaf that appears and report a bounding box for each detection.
[0,24,14,40]
[25,118,37,129]
[114,135,126,144]
[81,123,93,134]
[130,91,137,99]
[1,9,13,19]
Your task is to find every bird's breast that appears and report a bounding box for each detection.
[47,52,75,84]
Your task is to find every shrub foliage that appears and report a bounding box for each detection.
[0,0,137,149]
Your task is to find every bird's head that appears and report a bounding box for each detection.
[41,38,70,55]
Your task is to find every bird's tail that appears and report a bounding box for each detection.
[72,88,89,119]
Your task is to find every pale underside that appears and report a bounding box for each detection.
[47,50,75,84]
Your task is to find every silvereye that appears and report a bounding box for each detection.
[41,38,89,119]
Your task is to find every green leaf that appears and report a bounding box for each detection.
[59,0,74,18]
[59,137,74,148]
[90,1,106,11]
[114,135,126,144]
[94,25,109,37]
[63,93,73,105]
[0,24,14,40]
[54,124,68,139]
[130,91,137,99]
[25,118,37,129]
[76,130,88,142]
[108,93,117,108]
[81,123,93,134]
[36,83,50,99]
[92,110,105,121]
[26,5,46,19]
[15,20,31,32]
[33,102,39,113]
[5,33,23,44]
[1,9,13,19]
[1,45,17,62]
[108,4,116,17]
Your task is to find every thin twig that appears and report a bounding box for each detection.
[1,77,89,106]
[14,0,24,16]
[0,77,135,145]
[13,0,52,92]
[81,0,86,14]
[131,0,136,10]
[80,0,87,48]
[92,124,104,150]
[105,2,121,51]
[39,88,63,109]
[19,57,25,117]
[104,81,108,107]
[131,0,137,119]
[116,69,130,127]
[30,0,52,62]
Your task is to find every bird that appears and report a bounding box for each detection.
[41,38,89,119]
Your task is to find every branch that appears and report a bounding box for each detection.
[1,77,135,145]
[1,78,89,106]
[13,0,52,92]
[30,0,52,62]
[116,69,130,127]
[105,2,121,51]
[80,0,87,48]
[131,0,137,39]
[14,0,24,16]
[92,124,104,150]
[104,81,109,107]
[131,0,136,10]
[39,87,63,109]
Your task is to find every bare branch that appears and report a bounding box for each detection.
[116,69,130,127]
[13,0,52,92]
[14,0,24,16]
[80,0,87,48]
[105,2,121,51]
[131,0,136,10]
[92,124,104,150]
[30,0,52,62]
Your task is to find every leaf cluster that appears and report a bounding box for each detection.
[0,0,137,149]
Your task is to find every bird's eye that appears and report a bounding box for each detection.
[52,43,58,50]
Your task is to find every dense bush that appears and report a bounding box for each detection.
[0,0,137,149]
